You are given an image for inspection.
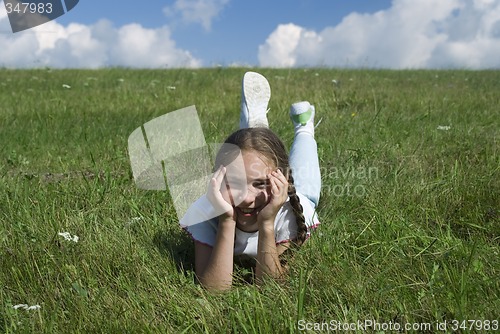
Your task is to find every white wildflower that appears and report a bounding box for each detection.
[128,217,142,224]
[13,304,41,311]
[437,125,451,131]
[125,217,142,227]
[167,86,176,90]
[58,232,79,243]
[13,304,28,310]
[118,78,125,83]
[62,84,71,89]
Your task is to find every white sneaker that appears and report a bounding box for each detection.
[290,101,315,136]
[240,72,271,128]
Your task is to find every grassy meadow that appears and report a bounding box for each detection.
[0,68,498,333]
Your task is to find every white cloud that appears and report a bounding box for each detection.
[257,24,302,68]
[0,8,201,68]
[163,0,230,32]
[259,0,500,69]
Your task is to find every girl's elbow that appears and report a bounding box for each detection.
[198,276,233,291]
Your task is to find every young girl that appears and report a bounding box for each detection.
[180,72,321,290]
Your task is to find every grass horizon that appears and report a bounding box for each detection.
[0,68,498,333]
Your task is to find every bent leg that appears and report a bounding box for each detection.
[289,133,321,207]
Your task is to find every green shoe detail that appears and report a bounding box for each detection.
[291,109,312,126]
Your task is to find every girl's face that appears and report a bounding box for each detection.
[222,149,275,232]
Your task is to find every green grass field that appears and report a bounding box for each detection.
[0,68,498,333]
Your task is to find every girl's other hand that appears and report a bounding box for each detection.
[258,169,289,225]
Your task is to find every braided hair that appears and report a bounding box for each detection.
[219,127,308,245]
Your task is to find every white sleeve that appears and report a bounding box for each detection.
[179,195,218,228]
[179,195,219,247]
[183,219,218,247]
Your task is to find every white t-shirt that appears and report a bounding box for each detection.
[180,192,320,258]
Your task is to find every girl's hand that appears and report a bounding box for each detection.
[206,166,236,221]
[258,169,289,225]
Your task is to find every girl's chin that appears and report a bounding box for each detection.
[235,212,258,232]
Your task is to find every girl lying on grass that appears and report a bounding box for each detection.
[180,72,321,290]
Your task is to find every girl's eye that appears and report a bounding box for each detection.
[253,181,268,189]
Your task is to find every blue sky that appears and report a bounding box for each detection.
[1,0,500,68]
[55,0,393,66]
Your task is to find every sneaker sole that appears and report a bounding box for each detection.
[242,72,271,127]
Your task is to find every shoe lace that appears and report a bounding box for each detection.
[314,117,323,129]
